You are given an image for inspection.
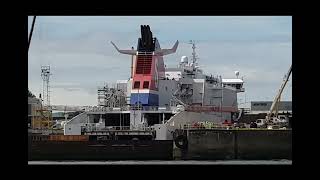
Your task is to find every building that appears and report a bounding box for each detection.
[250,101,292,114]
[28,97,42,128]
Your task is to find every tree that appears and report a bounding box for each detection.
[28,89,35,98]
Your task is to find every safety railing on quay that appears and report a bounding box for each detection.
[180,122,290,130]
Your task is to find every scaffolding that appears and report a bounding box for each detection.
[41,65,51,109]
[32,65,53,130]
[31,106,53,129]
[97,84,126,108]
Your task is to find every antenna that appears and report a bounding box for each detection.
[189,40,199,65]
[131,46,134,78]
[235,71,240,78]
[41,65,52,110]
[64,105,68,121]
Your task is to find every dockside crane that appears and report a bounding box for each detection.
[265,64,292,125]
[28,16,36,52]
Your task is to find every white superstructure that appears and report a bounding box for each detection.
[64,41,245,140]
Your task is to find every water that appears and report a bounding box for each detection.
[28,160,292,165]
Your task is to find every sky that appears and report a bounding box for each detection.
[28,16,292,107]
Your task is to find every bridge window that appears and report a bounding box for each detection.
[134,81,140,89]
[143,81,149,89]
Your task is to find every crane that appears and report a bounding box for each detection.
[28,16,54,129]
[265,64,292,125]
[28,16,36,52]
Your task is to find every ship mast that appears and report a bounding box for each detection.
[189,40,198,67]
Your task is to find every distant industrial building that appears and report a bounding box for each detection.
[250,101,292,114]
[238,101,292,123]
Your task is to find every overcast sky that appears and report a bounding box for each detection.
[28,16,292,107]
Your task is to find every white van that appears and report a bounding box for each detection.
[256,119,266,127]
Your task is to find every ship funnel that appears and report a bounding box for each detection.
[111,41,137,55]
[111,25,179,56]
[138,25,155,52]
[154,40,179,56]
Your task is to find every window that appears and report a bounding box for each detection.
[143,81,149,89]
[28,104,31,115]
[134,81,140,89]
[210,98,214,105]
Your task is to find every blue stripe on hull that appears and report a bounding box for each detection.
[130,93,159,106]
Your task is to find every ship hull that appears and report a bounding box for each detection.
[28,137,173,160]
[176,129,292,160]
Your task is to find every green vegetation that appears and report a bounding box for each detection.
[28,89,36,98]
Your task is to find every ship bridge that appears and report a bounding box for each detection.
[222,78,245,92]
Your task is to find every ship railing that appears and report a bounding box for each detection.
[130,105,143,110]
[181,122,290,130]
[182,123,233,130]
[136,125,154,131]
[85,105,173,112]
[130,106,172,111]
[106,126,131,131]
[143,106,158,111]
[242,108,251,114]
[82,126,131,131]
[29,129,64,135]
[137,51,154,55]
[81,126,155,132]
[185,106,238,113]
[85,106,130,112]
